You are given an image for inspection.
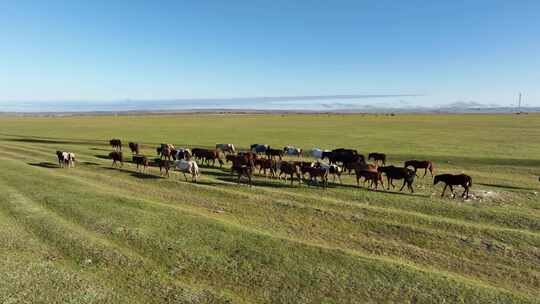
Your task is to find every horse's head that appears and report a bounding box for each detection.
[404,160,412,167]
[433,175,440,185]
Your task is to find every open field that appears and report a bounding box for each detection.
[0,113,539,303]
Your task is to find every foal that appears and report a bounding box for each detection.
[433,174,472,199]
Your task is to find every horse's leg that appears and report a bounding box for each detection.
[449,185,455,198]
[408,181,414,193]
[423,168,427,177]
[356,176,360,187]
[441,184,447,197]
[399,180,406,191]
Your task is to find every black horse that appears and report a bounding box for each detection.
[434,174,472,198]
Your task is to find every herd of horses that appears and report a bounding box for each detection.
[57,138,473,199]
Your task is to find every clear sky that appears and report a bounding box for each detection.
[1,0,539,106]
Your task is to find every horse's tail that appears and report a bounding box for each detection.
[467,176,472,187]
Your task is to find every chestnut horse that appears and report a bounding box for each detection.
[404,160,434,177]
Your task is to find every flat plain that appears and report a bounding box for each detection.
[0,113,539,303]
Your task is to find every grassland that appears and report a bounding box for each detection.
[0,113,539,303]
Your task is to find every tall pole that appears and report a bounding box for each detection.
[518,92,522,112]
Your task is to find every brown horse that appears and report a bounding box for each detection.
[276,161,302,185]
[128,142,140,154]
[231,157,255,186]
[434,174,472,198]
[404,160,434,177]
[158,159,171,177]
[110,139,122,151]
[132,155,149,172]
[109,151,123,168]
[355,170,383,190]
[368,152,386,165]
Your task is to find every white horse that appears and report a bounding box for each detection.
[216,143,235,154]
[68,152,76,168]
[175,159,200,182]
[308,148,329,159]
[283,146,303,158]
[315,161,342,184]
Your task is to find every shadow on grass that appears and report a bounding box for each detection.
[6,138,103,146]
[81,161,101,166]
[477,182,537,191]
[28,162,61,169]
[100,166,163,179]
[94,154,111,160]
[215,176,303,188]
[391,153,540,168]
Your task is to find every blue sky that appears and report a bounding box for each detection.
[0,0,539,106]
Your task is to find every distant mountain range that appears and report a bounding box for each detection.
[0,99,538,115]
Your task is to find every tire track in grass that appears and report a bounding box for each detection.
[0,209,124,303]
[0,155,538,301]
[1,148,539,296]
[0,176,238,304]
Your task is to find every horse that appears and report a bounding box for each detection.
[250,144,269,154]
[56,151,65,167]
[368,152,386,165]
[158,159,171,177]
[283,146,303,158]
[110,139,122,151]
[378,166,415,193]
[354,170,383,190]
[132,155,149,172]
[157,145,175,160]
[128,142,140,155]
[175,148,191,160]
[313,162,343,184]
[175,159,200,182]
[231,157,255,186]
[216,143,236,154]
[254,158,276,178]
[276,161,303,185]
[434,174,472,199]
[265,147,284,160]
[305,166,329,188]
[67,152,76,168]
[404,160,434,177]
[109,151,123,168]
[192,149,223,167]
[308,148,330,159]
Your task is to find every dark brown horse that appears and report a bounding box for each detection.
[110,139,122,151]
[305,166,328,188]
[266,147,284,160]
[354,170,383,189]
[378,166,415,193]
[132,155,149,172]
[276,161,302,185]
[434,174,472,198]
[231,157,255,186]
[368,152,386,165]
[158,159,171,177]
[128,142,140,155]
[254,158,276,178]
[109,151,123,168]
[404,160,434,177]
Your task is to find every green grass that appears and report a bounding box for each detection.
[0,113,539,303]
